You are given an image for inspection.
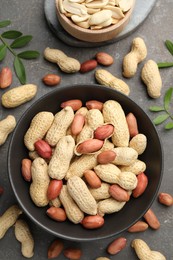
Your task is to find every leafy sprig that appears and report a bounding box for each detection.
[0,20,40,84]
[157,40,173,69]
[149,87,173,130]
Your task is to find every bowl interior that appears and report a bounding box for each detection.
[8,84,163,241]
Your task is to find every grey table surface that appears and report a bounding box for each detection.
[0,0,173,259]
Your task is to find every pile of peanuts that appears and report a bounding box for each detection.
[21,98,148,228]
[0,36,172,259]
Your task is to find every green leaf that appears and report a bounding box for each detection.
[165,40,173,56]
[164,87,173,110]
[1,30,22,39]
[149,106,165,112]
[153,114,169,125]
[10,35,32,48]
[157,62,173,68]
[18,50,40,59]
[165,121,173,130]
[0,44,7,61]
[14,56,26,84]
[0,20,11,28]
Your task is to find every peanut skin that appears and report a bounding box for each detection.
[76,139,104,154]
[71,113,85,136]
[143,208,160,230]
[60,99,82,111]
[107,237,127,255]
[48,239,64,259]
[47,179,63,200]
[158,192,173,206]
[46,207,67,222]
[21,158,32,182]
[97,150,116,164]
[126,112,139,137]
[132,172,148,198]
[128,221,148,232]
[83,169,101,189]
[63,248,82,260]
[81,215,104,229]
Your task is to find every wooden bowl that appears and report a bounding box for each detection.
[56,0,136,42]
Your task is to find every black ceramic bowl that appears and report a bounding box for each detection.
[8,84,163,241]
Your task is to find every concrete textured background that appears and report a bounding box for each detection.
[0,0,173,259]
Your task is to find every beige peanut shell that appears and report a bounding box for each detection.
[123,37,147,78]
[44,47,67,63]
[57,56,81,73]
[129,133,147,155]
[65,153,98,179]
[24,111,54,151]
[131,239,166,260]
[0,204,22,239]
[14,219,34,258]
[48,135,75,179]
[112,147,138,166]
[44,47,80,73]
[120,159,146,175]
[1,84,37,108]
[59,185,84,224]
[30,157,50,207]
[46,106,74,146]
[94,163,121,184]
[95,69,130,96]
[67,176,97,215]
[141,59,162,98]
[103,100,130,147]
[76,108,104,145]
[0,115,16,146]
[89,182,110,200]
[98,198,126,216]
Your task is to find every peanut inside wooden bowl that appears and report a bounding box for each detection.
[56,0,136,42]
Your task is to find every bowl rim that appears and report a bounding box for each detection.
[55,0,136,35]
[8,84,164,241]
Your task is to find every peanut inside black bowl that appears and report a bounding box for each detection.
[8,84,163,241]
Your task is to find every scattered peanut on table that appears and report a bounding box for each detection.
[131,239,166,260]
[1,84,37,108]
[0,205,22,239]
[122,37,147,78]
[141,59,162,98]
[44,47,80,73]
[0,115,16,146]
[14,219,34,258]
